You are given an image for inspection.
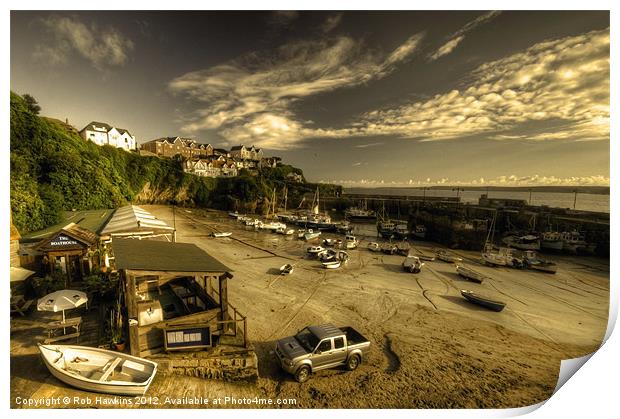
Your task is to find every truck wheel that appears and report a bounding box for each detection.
[295,365,311,383]
[347,354,361,371]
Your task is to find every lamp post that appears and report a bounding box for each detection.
[573,189,578,210]
[528,188,532,204]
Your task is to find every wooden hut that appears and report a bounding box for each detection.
[34,223,99,285]
[111,239,245,357]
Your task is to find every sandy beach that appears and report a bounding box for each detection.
[11,205,609,408]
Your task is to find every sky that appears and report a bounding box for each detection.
[10,10,610,187]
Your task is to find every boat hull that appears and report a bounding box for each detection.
[38,344,157,396]
[460,290,506,312]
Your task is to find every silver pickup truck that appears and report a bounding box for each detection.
[275,324,371,383]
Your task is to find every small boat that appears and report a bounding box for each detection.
[280,264,294,275]
[275,226,293,235]
[336,221,353,234]
[393,224,410,239]
[455,265,487,284]
[323,238,337,247]
[344,235,359,249]
[344,206,376,222]
[460,290,506,312]
[228,211,240,219]
[322,260,342,269]
[367,242,380,252]
[402,255,424,273]
[307,245,325,255]
[381,243,398,255]
[522,251,558,274]
[435,249,463,263]
[38,344,157,396]
[212,232,232,238]
[244,219,256,226]
[304,229,322,241]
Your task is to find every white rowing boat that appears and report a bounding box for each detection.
[212,232,232,238]
[38,344,157,396]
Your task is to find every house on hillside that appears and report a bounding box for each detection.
[261,156,282,168]
[286,172,304,183]
[230,145,263,161]
[141,137,214,159]
[80,121,137,151]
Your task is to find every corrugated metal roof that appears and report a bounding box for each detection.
[101,205,174,235]
[112,239,232,273]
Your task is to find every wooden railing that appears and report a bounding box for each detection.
[210,288,248,348]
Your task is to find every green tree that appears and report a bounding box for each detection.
[22,94,41,115]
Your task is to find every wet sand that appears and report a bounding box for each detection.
[11,205,609,408]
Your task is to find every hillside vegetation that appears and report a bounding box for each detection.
[10,92,340,233]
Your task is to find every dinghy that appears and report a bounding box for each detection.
[455,265,487,284]
[367,242,380,252]
[322,260,342,269]
[280,264,294,275]
[212,232,232,238]
[38,344,157,396]
[304,229,321,241]
[460,290,506,312]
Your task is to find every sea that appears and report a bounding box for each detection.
[344,188,610,213]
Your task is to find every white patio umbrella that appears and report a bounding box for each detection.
[37,290,88,323]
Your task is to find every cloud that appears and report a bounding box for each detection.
[33,15,134,70]
[359,28,609,143]
[354,142,384,148]
[169,33,424,149]
[269,11,299,27]
[321,174,610,187]
[322,13,343,33]
[429,11,500,61]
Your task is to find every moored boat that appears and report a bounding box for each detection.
[522,250,558,274]
[402,255,424,273]
[212,232,232,238]
[460,290,506,312]
[38,344,157,396]
[412,225,426,239]
[502,234,541,251]
[367,242,380,252]
[435,249,463,263]
[304,229,322,241]
[455,265,487,284]
[322,260,342,269]
[541,231,563,251]
[307,245,325,255]
[344,234,359,249]
[280,264,294,275]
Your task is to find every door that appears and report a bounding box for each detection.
[312,339,334,368]
[67,255,83,284]
[330,336,348,365]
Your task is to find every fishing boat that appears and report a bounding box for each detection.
[344,200,376,222]
[275,226,294,235]
[412,225,426,239]
[435,249,463,263]
[322,260,342,269]
[460,290,506,312]
[522,251,558,274]
[317,249,337,261]
[304,229,322,241]
[541,231,564,251]
[402,255,424,273]
[455,265,487,284]
[502,234,541,251]
[367,242,380,252]
[38,344,157,396]
[561,231,587,254]
[212,232,232,238]
[393,223,410,239]
[279,264,294,275]
[376,202,396,239]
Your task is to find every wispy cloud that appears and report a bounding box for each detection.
[359,28,609,143]
[33,15,134,70]
[322,13,343,33]
[429,11,500,61]
[169,33,424,149]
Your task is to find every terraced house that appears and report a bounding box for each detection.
[80,121,137,152]
[140,136,214,159]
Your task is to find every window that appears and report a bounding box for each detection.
[334,337,345,349]
[316,339,332,353]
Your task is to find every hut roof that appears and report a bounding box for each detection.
[112,239,232,274]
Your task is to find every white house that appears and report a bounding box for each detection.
[80,121,136,152]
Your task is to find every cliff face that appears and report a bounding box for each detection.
[134,182,189,204]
